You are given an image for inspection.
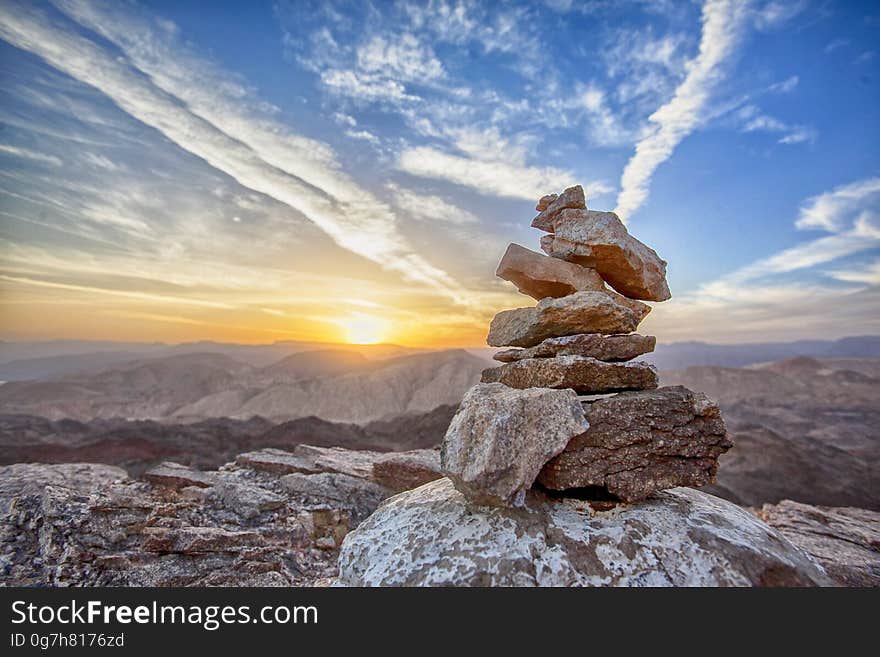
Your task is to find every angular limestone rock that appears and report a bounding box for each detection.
[481,355,658,393]
[334,478,831,587]
[537,386,732,501]
[494,333,656,363]
[487,291,641,348]
[440,383,588,507]
[495,243,651,320]
[539,209,670,301]
[496,243,606,299]
[531,185,586,231]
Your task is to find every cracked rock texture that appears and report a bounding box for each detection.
[539,210,670,301]
[537,386,733,501]
[754,500,880,587]
[487,291,641,348]
[0,445,434,586]
[494,333,656,363]
[334,478,832,587]
[441,384,588,507]
[481,355,658,393]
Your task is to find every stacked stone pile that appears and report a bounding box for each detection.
[333,186,831,586]
[444,185,732,506]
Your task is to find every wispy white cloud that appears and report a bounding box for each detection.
[753,0,808,31]
[827,259,880,286]
[357,33,446,82]
[615,0,752,220]
[0,142,62,166]
[0,0,466,302]
[824,38,850,54]
[768,75,799,93]
[386,183,478,225]
[736,104,816,145]
[397,145,576,200]
[795,177,880,232]
[648,176,880,341]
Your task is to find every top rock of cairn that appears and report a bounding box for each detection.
[443,184,731,508]
[532,185,671,302]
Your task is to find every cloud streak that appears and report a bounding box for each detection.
[0,0,465,302]
[615,0,751,220]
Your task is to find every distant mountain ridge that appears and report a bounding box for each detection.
[0,349,486,424]
[0,339,426,381]
[646,335,880,370]
[3,335,879,381]
[0,405,457,476]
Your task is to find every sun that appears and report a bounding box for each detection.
[341,315,386,345]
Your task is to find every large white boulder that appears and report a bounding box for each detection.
[335,478,832,587]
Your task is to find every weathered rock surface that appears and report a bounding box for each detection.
[495,243,651,320]
[441,383,588,507]
[487,291,641,348]
[143,461,218,488]
[334,478,832,587]
[537,386,732,501]
[0,444,442,586]
[0,462,345,586]
[755,500,880,587]
[0,462,127,512]
[372,449,442,493]
[281,472,392,522]
[532,185,585,231]
[539,209,670,301]
[494,333,656,363]
[481,355,658,393]
[236,444,383,479]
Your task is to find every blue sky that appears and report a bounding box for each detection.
[0,0,878,346]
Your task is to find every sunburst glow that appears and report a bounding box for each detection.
[341,315,387,345]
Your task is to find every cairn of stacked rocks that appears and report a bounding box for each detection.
[442,184,733,507]
[334,187,831,586]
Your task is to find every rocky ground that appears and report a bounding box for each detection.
[0,445,441,586]
[1,445,876,587]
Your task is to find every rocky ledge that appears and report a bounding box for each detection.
[0,446,442,586]
[1,452,875,587]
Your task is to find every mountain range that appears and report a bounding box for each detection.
[0,349,487,423]
[3,335,879,382]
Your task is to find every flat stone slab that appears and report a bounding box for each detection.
[334,478,831,587]
[143,462,217,488]
[236,448,323,475]
[441,383,588,507]
[537,386,732,501]
[539,209,670,301]
[495,243,650,322]
[237,445,383,479]
[494,333,656,363]
[481,355,658,393]
[487,291,642,348]
[372,449,442,493]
